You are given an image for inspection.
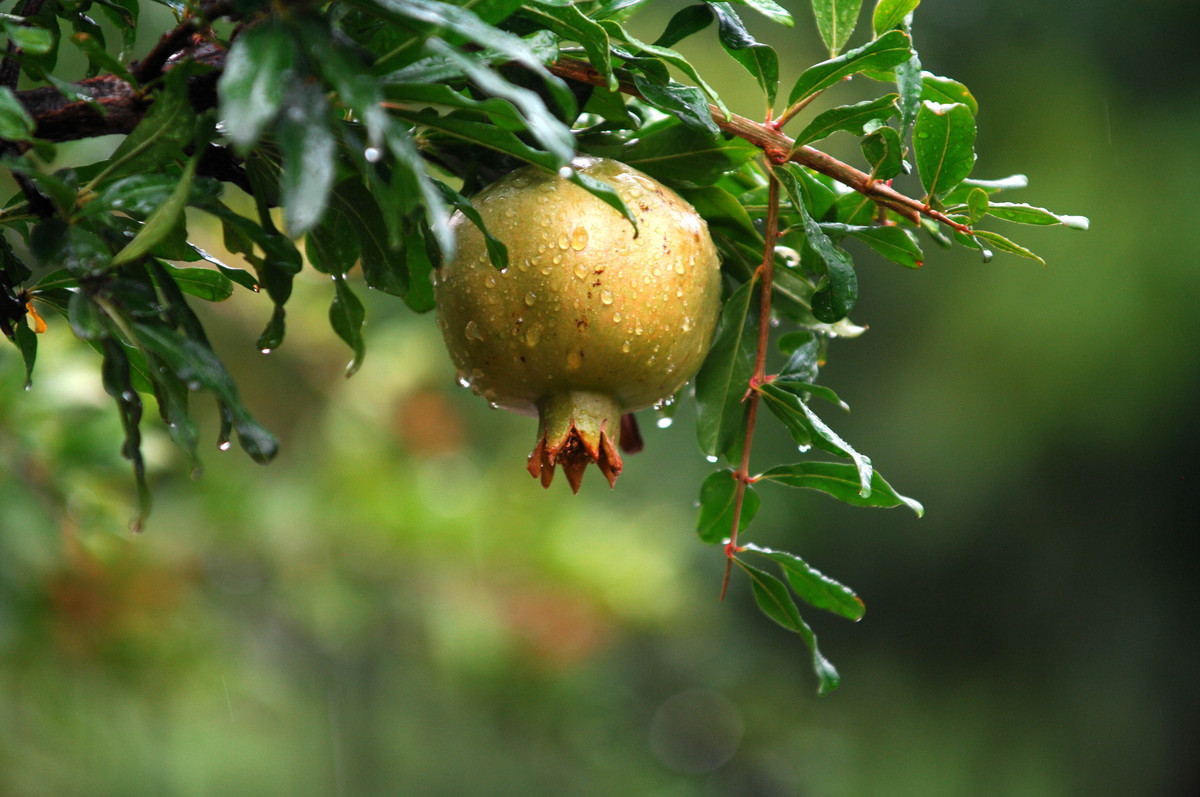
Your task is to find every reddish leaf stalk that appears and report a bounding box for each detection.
[721,173,780,600]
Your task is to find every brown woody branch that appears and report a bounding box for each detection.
[547,56,971,234]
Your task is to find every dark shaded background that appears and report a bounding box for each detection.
[2,1,1196,794]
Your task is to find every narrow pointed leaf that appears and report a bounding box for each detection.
[820,223,923,268]
[743,543,865,620]
[787,29,910,106]
[985,202,1089,229]
[794,93,897,146]
[278,80,337,237]
[972,230,1046,264]
[695,280,757,458]
[758,383,872,494]
[811,0,863,56]
[329,274,366,377]
[632,73,719,137]
[112,155,197,267]
[738,560,841,694]
[217,20,294,153]
[757,460,924,515]
[710,3,780,105]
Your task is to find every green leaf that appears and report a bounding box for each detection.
[277,79,337,237]
[424,38,575,165]
[921,71,977,115]
[403,222,436,312]
[737,560,841,695]
[632,74,719,138]
[217,20,295,153]
[893,21,921,136]
[821,223,923,268]
[596,118,759,186]
[68,31,135,84]
[154,264,234,303]
[913,100,975,201]
[757,460,924,515]
[99,337,150,531]
[709,3,779,105]
[112,154,197,267]
[12,319,37,389]
[98,68,195,183]
[965,186,989,224]
[794,93,897,146]
[787,29,911,106]
[2,20,54,54]
[131,321,278,463]
[327,179,408,295]
[743,543,864,620]
[758,383,872,493]
[972,230,1046,265]
[724,0,793,26]
[519,0,616,90]
[694,280,757,458]
[811,0,863,56]
[696,468,760,544]
[796,199,858,321]
[985,202,1089,230]
[654,4,712,48]
[0,86,35,141]
[434,181,509,271]
[602,19,729,118]
[770,379,848,411]
[872,0,919,34]
[330,274,366,377]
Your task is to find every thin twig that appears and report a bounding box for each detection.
[721,173,780,600]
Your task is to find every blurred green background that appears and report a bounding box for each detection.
[2,1,1197,794]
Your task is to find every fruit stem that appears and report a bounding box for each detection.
[721,173,780,601]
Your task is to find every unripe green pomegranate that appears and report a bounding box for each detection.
[434,156,721,492]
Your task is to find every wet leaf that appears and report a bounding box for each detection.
[743,543,864,620]
[697,468,760,544]
[787,29,911,106]
[0,87,36,141]
[217,20,295,153]
[972,230,1046,264]
[737,559,841,694]
[794,93,897,146]
[821,223,923,268]
[811,0,863,56]
[695,280,757,458]
[112,155,197,267]
[278,80,337,237]
[725,0,793,26]
[860,123,905,180]
[330,274,366,377]
[632,74,719,137]
[913,100,976,200]
[921,71,977,115]
[872,0,919,34]
[758,383,872,493]
[757,460,924,515]
[985,202,1089,229]
[710,3,780,105]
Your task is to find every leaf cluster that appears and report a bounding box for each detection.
[0,0,1085,689]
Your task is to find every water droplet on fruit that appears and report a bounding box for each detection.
[464,320,482,341]
[566,350,583,369]
[681,316,693,332]
[571,226,589,250]
[600,290,613,305]
[634,319,644,335]
[524,327,541,347]
[519,258,532,272]
[612,312,622,323]
[456,372,471,388]
[622,340,631,353]
[485,274,496,288]
[574,262,589,280]
[557,234,570,250]
[524,292,536,306]
[674,261,686,275]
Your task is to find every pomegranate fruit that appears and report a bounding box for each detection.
[434,156,721,491]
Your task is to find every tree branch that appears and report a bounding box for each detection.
[547,57,971,235]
